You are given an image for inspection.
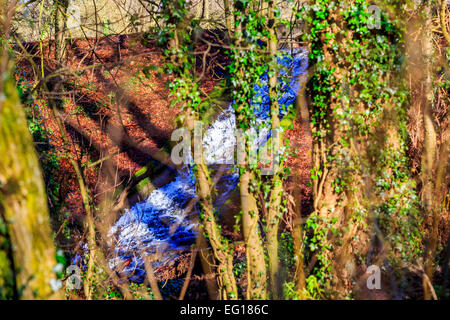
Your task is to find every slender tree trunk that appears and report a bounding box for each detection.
[54,0,68,63]
[265,0,283,299]
[421,2,438,300]
[240,170,267,299]
[440,0,450,45]
[293,71,310,297]
[292,203,306,297]
[223,0,233,39]
[233,1,268,299]
[197,161,238,299]
[186,113,238,300]
[197,232,221,300]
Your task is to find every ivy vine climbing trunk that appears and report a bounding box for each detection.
[265,0,283,300]
[239,169,267,299]
[305,0,422,298]
[231,0,268,299]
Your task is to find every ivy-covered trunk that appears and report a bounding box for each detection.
[230,1,269,299]
[265,0,284,299]
[304,0,422,298]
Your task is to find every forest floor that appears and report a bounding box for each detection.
[16,34,313,298]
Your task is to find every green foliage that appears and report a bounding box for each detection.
[233,258,247,278]
[305,274,325,299]
[303,215,334,287]
[279,232,296,271]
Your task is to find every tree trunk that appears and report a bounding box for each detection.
[0,60,60,299]
[223,0,233,39]
[232,1,268,299]
[265,0,283,299]
[306,0,418,298]
[240,170,267,299]
[187,114,238,300]
[421,2,438,300]
[54,0,69,63]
